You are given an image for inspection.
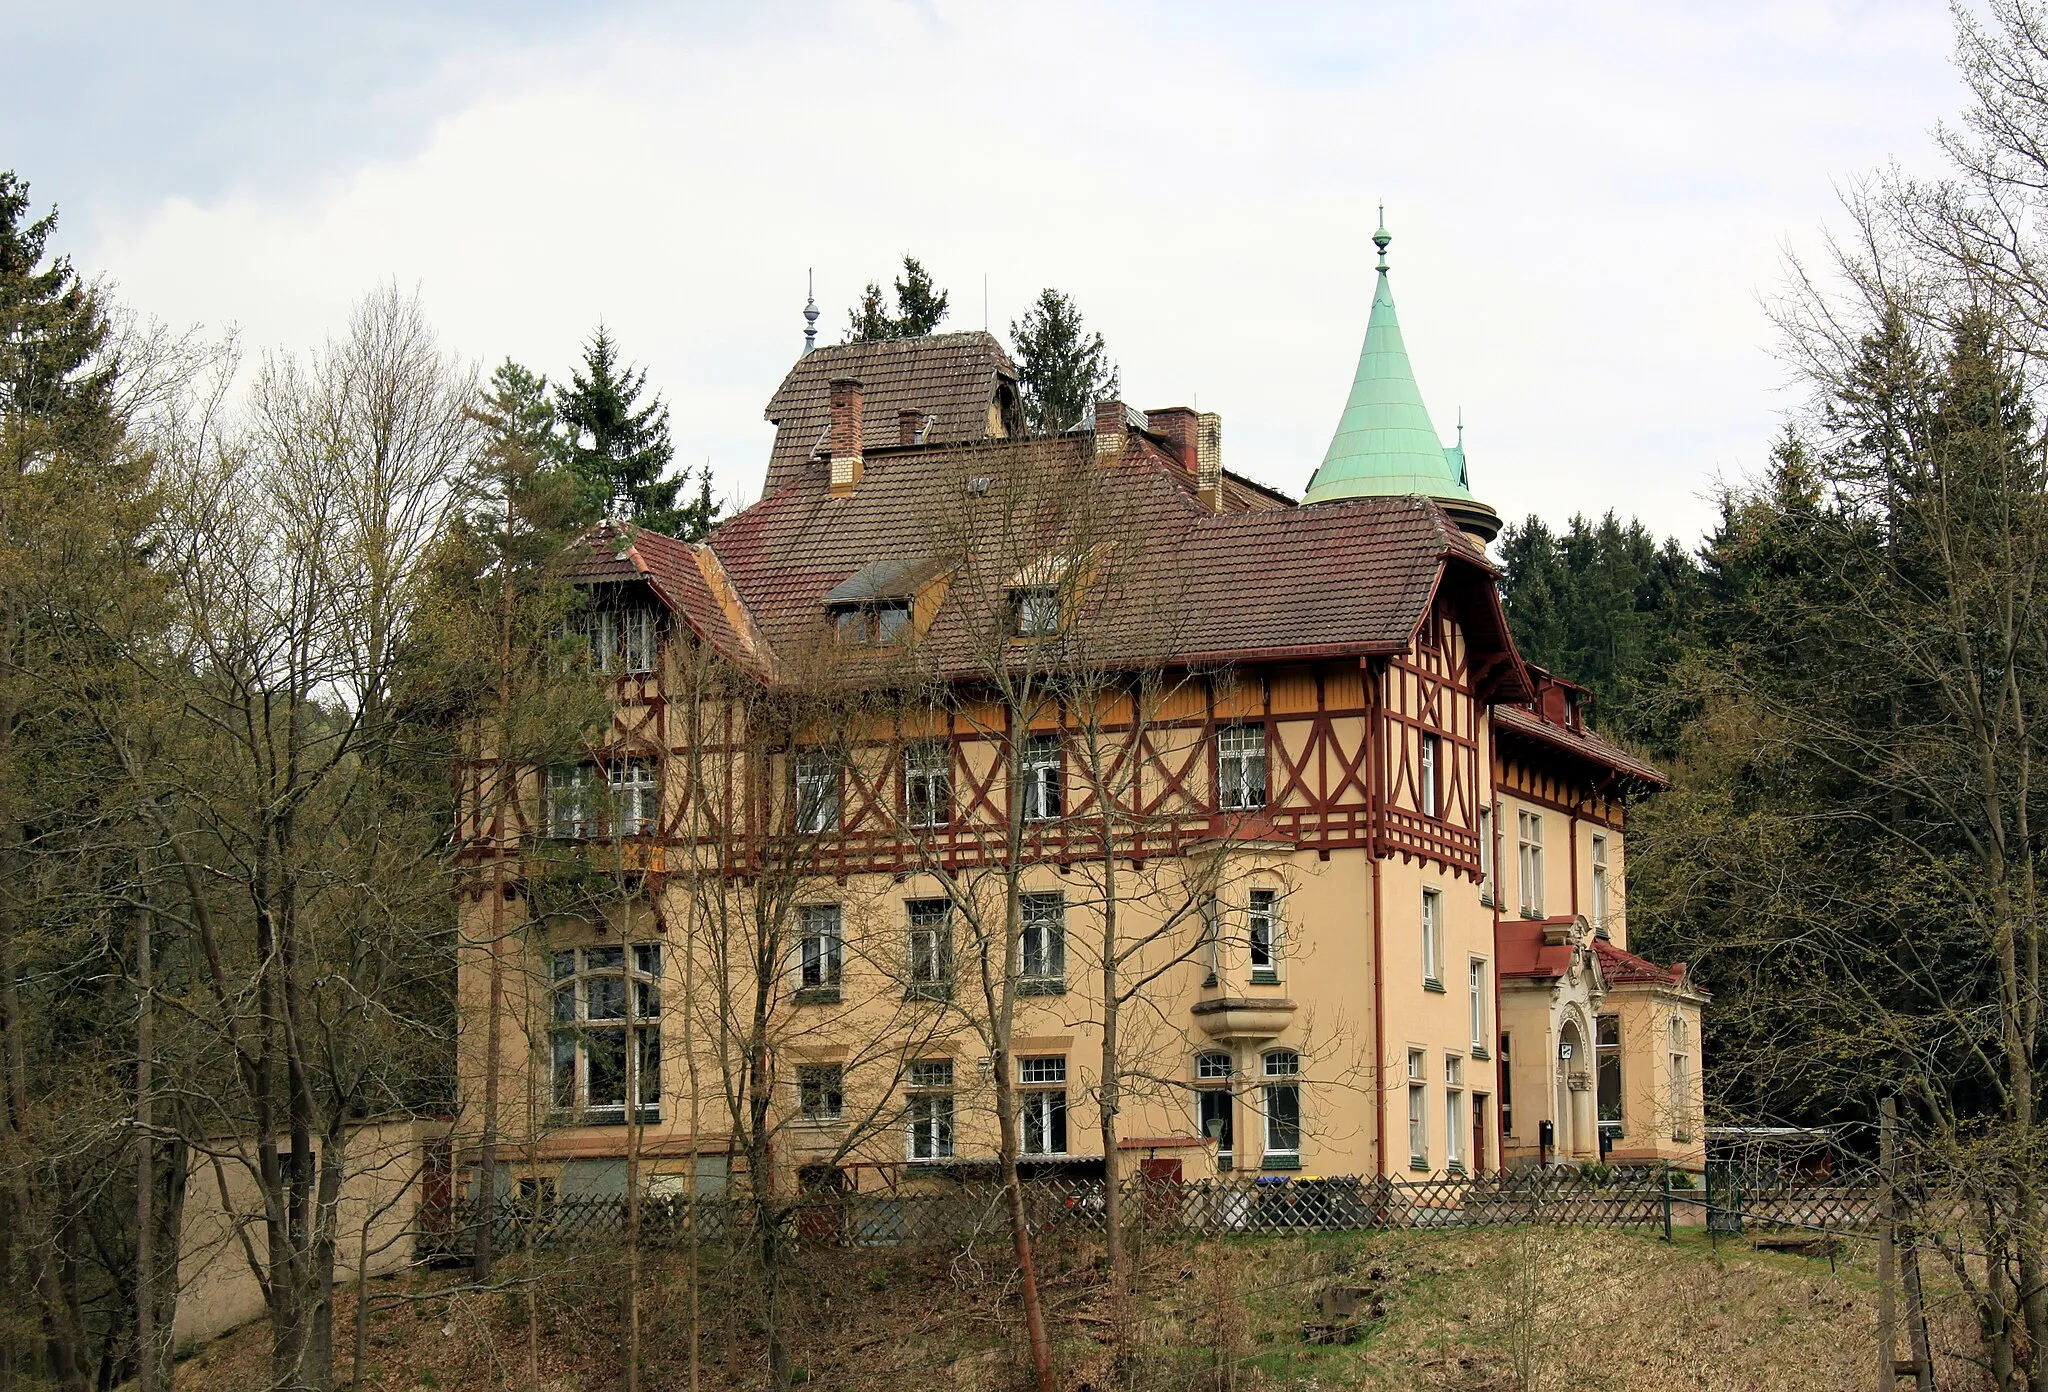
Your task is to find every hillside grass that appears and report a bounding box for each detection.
[171,1224,1995,1391]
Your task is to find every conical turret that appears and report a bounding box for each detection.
[1302,217,1498,540]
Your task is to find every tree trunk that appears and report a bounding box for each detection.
[135,898,156,1392]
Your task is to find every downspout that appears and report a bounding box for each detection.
[1365,657,1388,1178]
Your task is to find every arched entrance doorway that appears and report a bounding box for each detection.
[1556,1019,1590,1159]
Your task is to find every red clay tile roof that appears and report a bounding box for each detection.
[694,429,1493,677]
[762,331,1020,497]
[1594,939,1708,996]
[1493,704,1668,789]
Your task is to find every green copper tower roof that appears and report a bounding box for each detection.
[1303,217,1488,533]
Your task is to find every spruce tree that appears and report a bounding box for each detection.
[554,327,719,539]
[1,171,115,474]
[1009,288,1118,435]
[845,255,951,341]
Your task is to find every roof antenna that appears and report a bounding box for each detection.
[802,269,819,357]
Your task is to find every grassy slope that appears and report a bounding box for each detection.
[172,1226,1982,1391]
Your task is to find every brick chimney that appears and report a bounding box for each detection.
[1092,400,1130,461]
[898,409,925,446]
[1147,406,1197,470]
[1195,412,1223,512]
[828,378,864,496]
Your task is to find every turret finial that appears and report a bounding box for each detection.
[1373,206,1391,273]
[802,268,820,356]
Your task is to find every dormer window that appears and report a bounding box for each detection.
[581,606,657,674]
[830,599,913,648]
[1011,586,1061,637]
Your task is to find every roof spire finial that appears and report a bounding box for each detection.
[802,269,820,357]
[1373,205,1391,274]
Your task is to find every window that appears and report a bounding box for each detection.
[1669,1016,1692,1141]
[550,945,661,1122]
[1011,586,1061,637]
[1196,1052,1233,1165]
[1478,803,1495,902]
[1406,1048,1428,1168]
[904,741,952,828]
[794,749,840,834]
[907,1059,955,1160]
[1217,725,1267,811]
[1262,1051,1301,1161]
[1020,734,1062,821]
[906,899,952,998]
[832,600,914,648]
[609,758,659,836]
[1420,888,1444,988]
[1469,959,1489,1055]
[1445,1055,1465,1170]
[797,905,843,998]
[1597,1014,1623,1140]
[798,1064,844,1122]
[1199,894,1221,985]
[1420,733,1441,818]
[1499,1033,1514,1138]
[1019,1056,1068,1155]
[1021,893,1065,989]
[1591,834,1610,932]
[1517,810,1545,916]
[544,764,603,839]
[585,607,657,675]
[1247,889,1279,982]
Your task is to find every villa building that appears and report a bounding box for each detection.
[454,224,1707,1204]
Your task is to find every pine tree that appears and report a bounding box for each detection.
[554,327,719,539]
[1009,288,1118,435]
[845,255,951,341]
[1,171,114,474]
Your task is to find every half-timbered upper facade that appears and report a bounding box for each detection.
[455,233,1706,1201]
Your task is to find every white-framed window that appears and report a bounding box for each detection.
[906,898,952,998]
[1196,1052,1234,1164]
[1477,803,1495,902]
[1217,725,1267,811]
[1469,959,1488,1055]
[794,749,840,833]
[1407,1047,1428,1168]
[797,904,843,995]
[1021,892,1065,986]
[798,1064,844,1122]
[1669,1016,1692,1141]
[1019,1056,1068,1155]
[904,740,951,828]
[907,1059,955,1160]
[1591,833,1610,932]
[1445,1055,1465,1170]
[586,607,657,675]
[1020,733,1062,821]
[550,945,661,1122]
[1420,732,1441,818]
[1517,810,1545,916]
[1597,1013,1624,1140]
[608,758,659,836]
[1248,888,1279,981]
[1421,887,1444,987]
[544,763,604,839]
[1011,586,1061,637]
[1261,1050,1301,1161]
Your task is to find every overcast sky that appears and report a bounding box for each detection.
[6,0,1963,545]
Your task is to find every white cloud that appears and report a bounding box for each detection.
[87,0,1960,541]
